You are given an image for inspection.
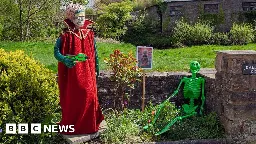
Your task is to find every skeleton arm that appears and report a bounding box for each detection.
[143,78,185,130]
[200,78,205,115]
[172,77,185,96]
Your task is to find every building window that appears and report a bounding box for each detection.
[242,2,256,11]
[170,6,183,16]
[204,4,219,14]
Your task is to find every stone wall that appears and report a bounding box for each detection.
[215,50,256,144]
[146,0,256,33]
[97,69,217,114]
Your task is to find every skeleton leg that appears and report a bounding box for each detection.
[155,112,196,136]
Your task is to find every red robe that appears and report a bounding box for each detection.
[58,19,104,135]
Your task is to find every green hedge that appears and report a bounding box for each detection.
[230,23,255,45]
[0,49,60,143]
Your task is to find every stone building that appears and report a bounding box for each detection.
[146,0,256,32]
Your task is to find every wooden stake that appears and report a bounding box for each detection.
[142,70,146,112]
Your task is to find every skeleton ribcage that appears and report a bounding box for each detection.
[183,79,201,99]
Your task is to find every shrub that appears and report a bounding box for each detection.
[161,112,225,141]
[172,19,192,46]
[189,22,213,45]
[101,101,179,143]
[230,23,255,45]
[104,49,142,110]
[173,19,213,46]
[100,109,141,143]
[211,32,231,45]
[0,49,60,143]
[253,20,256,43]
[101,102,225,143]
[121,10,162,47]
[96,1,133,40]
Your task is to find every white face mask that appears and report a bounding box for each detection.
[72,13,86,28]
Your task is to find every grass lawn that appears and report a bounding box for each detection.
[0,41,255,73]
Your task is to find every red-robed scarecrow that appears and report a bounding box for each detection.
[54,3,104,135]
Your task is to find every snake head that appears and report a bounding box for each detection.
[190,61,200,74]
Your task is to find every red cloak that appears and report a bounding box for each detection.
[58,19,104,135]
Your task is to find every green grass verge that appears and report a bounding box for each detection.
[0,41,255,72]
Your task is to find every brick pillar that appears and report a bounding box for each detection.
[215,50,256,143]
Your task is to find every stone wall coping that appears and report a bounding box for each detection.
[215,50,256,55]
[99,68,216,78]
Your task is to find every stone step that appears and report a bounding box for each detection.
[62,120,107,144]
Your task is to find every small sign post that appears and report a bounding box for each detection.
[136,46,153,112]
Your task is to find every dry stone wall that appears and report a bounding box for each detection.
[97,70,216,113]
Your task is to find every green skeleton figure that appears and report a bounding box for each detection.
[143,61,205,135]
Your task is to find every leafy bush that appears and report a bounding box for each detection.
[104,49,142,110]
[96,1,133,40]
[122,11,172,49]
[230,23,255,45]
[190,22,213,45]
[132,0,163,11]
[101,102,225,143]
[211,32,231,45]
[253,20,256,43]
[161,112,225,141]
[101,109,141,143]
[0,49,60,143]
[173,19,213,46]
[172,19,191,46]
[101,101,179,143]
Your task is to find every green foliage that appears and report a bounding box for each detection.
[100,109,141,143]
[96,1,133,40]
[69,0,89,5]
[199,4,225,26]
[161,112,225,141]
[211,32,231,45]
[230,23,255,45]
[238,11,256,25]
[85,7,95,15]
[0,49,60,143]
[143,102,179,138]
[254,21,256,43]
[132,0,164,11]
[121,10,166,48]
[244,11,256,24]
[104,49,142,110]
[173,19,213,46]
[0,0,62,41]
[101,103,224,143]
[0,0,20,41]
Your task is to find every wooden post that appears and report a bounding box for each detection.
[142,70,146,112]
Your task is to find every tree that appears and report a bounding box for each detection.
[0,0,20,40]
[96,1,133,40]
[0,0,62,41]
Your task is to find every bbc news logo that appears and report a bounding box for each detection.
[5,123,75,134]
